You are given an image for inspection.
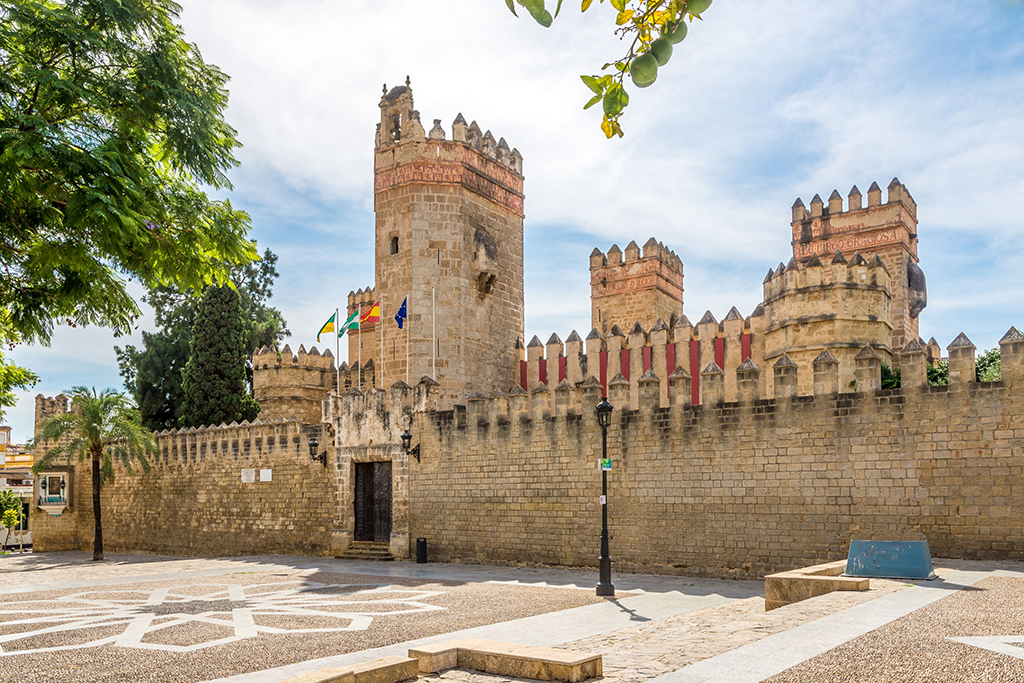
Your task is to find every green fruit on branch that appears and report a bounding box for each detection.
[650,38,673,66]
[687,0,712,16]
[662,18,687,44]
[630,52,659,88]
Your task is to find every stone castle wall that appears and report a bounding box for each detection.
[32,418,337,557]
[31,328,1024,575]
[407,329,1024,577]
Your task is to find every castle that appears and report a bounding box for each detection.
[30,83,1024,577]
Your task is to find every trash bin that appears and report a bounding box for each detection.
[416,537,427,564]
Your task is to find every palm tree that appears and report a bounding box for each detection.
[33,387,155,561]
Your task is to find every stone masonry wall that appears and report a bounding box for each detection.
[32,418,337,557]
[409,329,1024,578]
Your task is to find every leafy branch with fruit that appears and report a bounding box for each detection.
[504,0,713,137]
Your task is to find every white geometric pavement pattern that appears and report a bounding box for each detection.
[948,635,1024,661]
[0,581,447,655]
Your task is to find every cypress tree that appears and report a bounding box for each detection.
[180,286,260,427]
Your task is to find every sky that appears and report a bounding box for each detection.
[5,0,1024,441]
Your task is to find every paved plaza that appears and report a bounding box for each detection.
[1,553,1023,683]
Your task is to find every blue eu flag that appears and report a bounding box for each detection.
[394,297,408,329]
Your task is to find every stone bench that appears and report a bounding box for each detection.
[764,559,870,611]
[280,655,419,683]
[409,638,602,683]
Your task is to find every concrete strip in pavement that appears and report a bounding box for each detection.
[205,588,748,683]
[650,570,1004,683]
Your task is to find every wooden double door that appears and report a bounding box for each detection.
[354,462,392,543]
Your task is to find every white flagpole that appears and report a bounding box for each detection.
[406,292,410,386]
[432,287,436,380]
[358,304,362,392]
[335,307,340,394]
[379,296,384,390]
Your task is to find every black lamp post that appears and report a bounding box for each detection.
[400,429,420,463]
[595,397,614,597]
[308,438,326,468]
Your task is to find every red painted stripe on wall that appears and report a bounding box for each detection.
[666,343,676,399]
[690,340,700,405]
[600,350,608,396]
[741,333,751,361]
[642,346,652,373]
[715,337,725,370]
[558,356,567,383]
[621,348,630,380]
[520,361,527,391]
[539,358,547,386]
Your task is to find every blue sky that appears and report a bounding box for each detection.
[5,0,1024,441]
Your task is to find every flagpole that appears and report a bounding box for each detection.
[406,291,410,386]
[432,286,436,380]
[379,296,384,390]
[335,307,340,394]
[358,303,362,392]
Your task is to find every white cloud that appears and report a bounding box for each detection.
[6,0,1024,440]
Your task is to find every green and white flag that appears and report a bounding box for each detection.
[339,308,360,335]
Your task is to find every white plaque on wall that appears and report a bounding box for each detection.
[241,469,255,483]
[260,469,272,482]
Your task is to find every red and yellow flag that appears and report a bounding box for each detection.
[360,300,381,325]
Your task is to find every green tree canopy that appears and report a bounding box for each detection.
[33,386,154,560]
[0,0,259,418]
[116,249,288,432]
[505,0,713,137]
[179,284,259,428]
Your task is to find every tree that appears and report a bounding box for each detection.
[32,387,154,561]
[0,0,259,413]
[881,363,901,390]
[504,0,713,137]
[115,249,288,431]
[975,347,1001,382]
[928,360,949,386]
[179,284,259,428]
[0,488,22,548]
[0,317,38,421]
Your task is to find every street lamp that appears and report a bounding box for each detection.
[595,397,614,597]
[308,438,326,468]
[400,429,420,463]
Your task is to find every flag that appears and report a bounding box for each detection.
[316,312,335,343]
[360,300,381,325]
[339,308,360,336]
[394,297,408,329]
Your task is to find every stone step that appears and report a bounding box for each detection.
[335,543,394,561]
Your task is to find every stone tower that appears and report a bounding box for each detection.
[790,179,925,351]
[590,238,683,336]
[369,79,525,404]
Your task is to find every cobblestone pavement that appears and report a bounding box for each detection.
[4,553,1024,683]
[0,553,611,683]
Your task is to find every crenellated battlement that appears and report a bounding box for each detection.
[516,307,763,408]
[347,287,377,311]
[252,344,337,424]
[328,327,1024,450]
[792,178,917,224]
[151,417,321,467]
[761,250,891,301]
[374,79,523,177]
[590,237,684,336]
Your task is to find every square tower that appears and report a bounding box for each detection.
[369,80,525,404]
[590,238,683,335]
[790,179,925,351]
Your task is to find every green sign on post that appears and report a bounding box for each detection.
[600,458,611,471]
